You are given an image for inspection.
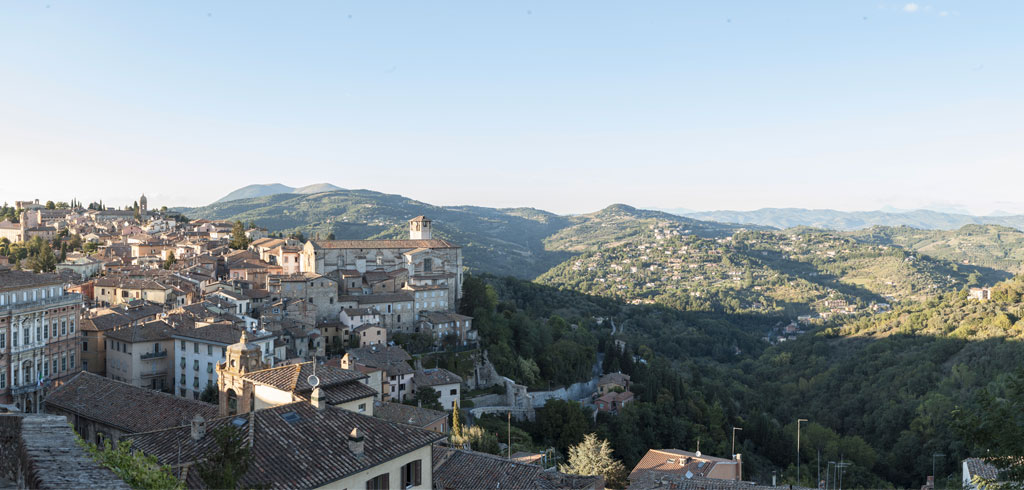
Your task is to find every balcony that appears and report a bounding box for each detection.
[140,350,167,360]
[10,383,43,396]
[141,370,167,378]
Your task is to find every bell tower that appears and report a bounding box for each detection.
[216,330,265,416]
[409,216,432,240]
[139,194,148,213]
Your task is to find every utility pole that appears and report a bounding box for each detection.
[826,461,835,490]
[817,448,821,490]
[797,418,808,484]
[508,412,512,459]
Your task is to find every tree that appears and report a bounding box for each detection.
[560,433,628,489]
[162,252,177,270]
[955,368,1024,486]
[198,425,253,489]
[45,200,55,209]
[27,244,56,272]
[326,231,336,240]
[199,384,218,403]
[534,399,593,456]
[408,387,443,411]
[229,221,249,250]
[450,401,464,446]
[76,437,182,490]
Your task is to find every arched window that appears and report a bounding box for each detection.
[227,389,238,415]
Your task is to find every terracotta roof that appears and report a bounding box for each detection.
[173,324,270,346]
[104,320,175,343]
[242,362,367,395]
[44,372,218,434]
[964,457,1000,480]
[127,402,446,489]
[86,303,163,331]
[628,449,738,482]
[344,345,412,369]
[0,269,63,291]
[432,447,602,490]
[413,368,462,387]
[373,401,447,429]
[599,372,630,386]
[628,472,807,490]
[314,239,457,250]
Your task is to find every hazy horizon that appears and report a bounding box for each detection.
[2,2,1023,215]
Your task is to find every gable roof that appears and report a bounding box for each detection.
[413,368,462,387]
[242,362,367,396]
[44,372,218,434]
[432,447,602,490]
[372,401,447,429]
[127,402,446,489]
[104,320,175,344]
[629,449,738,482]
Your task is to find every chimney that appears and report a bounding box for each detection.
[348,427,365,458]
[312,387,326,411]
[734,453,742,481]
[190,415,206,440]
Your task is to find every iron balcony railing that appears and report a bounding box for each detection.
[140,350,167,360]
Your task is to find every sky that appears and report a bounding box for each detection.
[1,1,1022,215]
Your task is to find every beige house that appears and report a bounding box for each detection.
[94,277,175,307]
[354,324,386,348]
[104,320,175,392]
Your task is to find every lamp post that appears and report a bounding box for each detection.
[732,427,743,456]
[826,461,836,490]
[797,419,808,484]
[932,452,945,489]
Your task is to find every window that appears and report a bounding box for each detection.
[181,340,186,350]
[194,343,199,354]
[207,345,213,355]
[423,258,432,272]
[401,460,422,488]
[366,474,390,490]
[180,357,186,368]
[82,341,88,352]
[193,359,199,371]
[0,332,5,350]
[358,403,366,412]
[0,372,5,390]
[70,353,75,369]
[52,359,57,375]
[207,362,213,373]
[61,319,67,336]
[36,325,41,342]
[70,319,75,334]
[51,320,57,337]
[180,374,186,385]
[450,388,457,396]
[61,354,67,372]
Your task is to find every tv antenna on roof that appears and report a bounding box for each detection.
[307,359,319,388]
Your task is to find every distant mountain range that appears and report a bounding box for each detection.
[214,183,343,203]
[681,208,1024,231]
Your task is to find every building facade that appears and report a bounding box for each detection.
[0,268,82,412]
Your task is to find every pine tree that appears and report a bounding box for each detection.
[560,434,628,489]
[230,221,249,250]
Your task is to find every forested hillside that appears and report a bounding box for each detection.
[462,273,1024,488]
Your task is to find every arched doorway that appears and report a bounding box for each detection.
[227,389,238,415]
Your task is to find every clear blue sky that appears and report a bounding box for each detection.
[1,1,1022,215]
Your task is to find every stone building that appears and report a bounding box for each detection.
[300,216,463,315]
[104,320,175,392]
[0,268,82,413]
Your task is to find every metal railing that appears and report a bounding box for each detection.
[140,350,167,360]
[0,293,83,315]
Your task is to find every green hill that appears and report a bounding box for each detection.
[180,192,751,279]
[849,224,1024,275]
[537,228,1007,316]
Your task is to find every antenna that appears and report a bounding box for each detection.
[307,360,319,388]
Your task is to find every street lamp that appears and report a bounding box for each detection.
[732,427,743,456]
[797,419,808,484]
[933,452,945,489]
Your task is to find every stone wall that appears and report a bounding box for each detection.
[0,414,130,489]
